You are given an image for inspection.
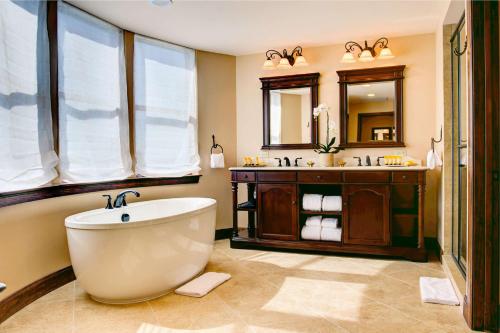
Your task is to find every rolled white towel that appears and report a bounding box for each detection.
[305,216,322,227]
[175,272,231,297]
[210,153,225,168]
[303,194,323,211]
[322,196,342,211]
[321,218,339,228]
[301,225,321,240]
[320,227,342,242]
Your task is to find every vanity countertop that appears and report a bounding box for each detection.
[229,166,428,171]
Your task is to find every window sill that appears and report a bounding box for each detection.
[0,175,201,208]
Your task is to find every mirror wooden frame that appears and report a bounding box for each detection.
[260,73,319,150]
[337,65,405,148]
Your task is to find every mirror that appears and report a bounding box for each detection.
[261,73,319,149]
[347,81,395,143]
[337,66,405,148]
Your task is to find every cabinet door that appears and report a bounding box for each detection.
[257,183,297,240]
[343,185,390,246]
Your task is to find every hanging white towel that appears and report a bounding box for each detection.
[175,272,231,297]
[301,225,321,240]
[434,151,442,167]
[427,150,436,169]
[321,218,339,228]
[305,216,322,227]
[322,196,342,211]
[210,153,225,168]
[320,227,342,242]
[419,277,460,306]
[302,194,323,211]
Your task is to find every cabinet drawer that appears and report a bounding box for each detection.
[298,171,342,183]
[232,171,255,182]
[343,171,390,183]
[392,172,418,184]
[257,171,296,182]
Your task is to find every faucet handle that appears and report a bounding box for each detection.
[353,156,362,166]
[102,195,113,209]
[294,157,303,167]
[274,157,282,167]
[376,156,384,166]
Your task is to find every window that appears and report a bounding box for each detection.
[0,1,58,192]
[57,2,132,183]
[0,2,200,201]
[134,35,200,177]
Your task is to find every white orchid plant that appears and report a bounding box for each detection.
[313,104,344,154]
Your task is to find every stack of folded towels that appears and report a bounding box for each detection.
[302,194,342,212]
[301,216,342,242]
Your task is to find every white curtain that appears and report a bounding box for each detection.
[0,1,58,192]
[134,35,200,177]
[57,2,132,183]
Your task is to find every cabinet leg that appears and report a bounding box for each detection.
[247,183,256,238]
[232,182,238,238]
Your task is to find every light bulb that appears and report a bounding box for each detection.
[341,51,356,63]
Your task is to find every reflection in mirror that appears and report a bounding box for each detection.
[347,81,395,143]
[270,88,311,144]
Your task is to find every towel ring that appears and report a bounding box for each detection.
[211,134,224,153]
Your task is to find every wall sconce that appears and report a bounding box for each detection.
[341,37,395,63]
[263,46,308,70]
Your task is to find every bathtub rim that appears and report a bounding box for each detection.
[65,197,217,230]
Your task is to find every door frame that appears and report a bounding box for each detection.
[464,1,499,331]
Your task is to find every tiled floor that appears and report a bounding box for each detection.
[0,240,475,333]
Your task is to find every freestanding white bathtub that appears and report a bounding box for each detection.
[65,197,217,304]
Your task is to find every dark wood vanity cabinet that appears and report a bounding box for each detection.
[231,169,427,261]
[257,184,297,241]
[342,185,390,246]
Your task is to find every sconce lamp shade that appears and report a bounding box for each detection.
[262,58,276,70]
[294,55,308,67]
[341,51,356,63]
[277,57,292,69]
[378,47,395,59]
[359,49,374,62]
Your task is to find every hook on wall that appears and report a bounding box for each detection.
[453,36,468,56]
[431,127,443,152]
[211,134,223,154]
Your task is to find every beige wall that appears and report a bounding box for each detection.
[280,94,302,143]
[236,33,439,236]
[0,50,236,301]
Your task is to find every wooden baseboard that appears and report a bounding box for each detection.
[424,237,441,260]
[0,266,75,324]
[215,228,232,240]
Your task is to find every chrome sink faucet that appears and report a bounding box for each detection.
[113,190,141,208]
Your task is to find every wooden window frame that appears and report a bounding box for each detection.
[0,1,200,208]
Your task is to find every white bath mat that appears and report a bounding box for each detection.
[419,277,460,306]
[175,272,231,298]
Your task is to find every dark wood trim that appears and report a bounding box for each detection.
[464,1,499,331]
[215,228,233,240]
[123,30,135,160]
[337,65,405,148]
[260,73,319,150]
[0,175,201,208]
[47,1,58,153]
[0,267,75,324]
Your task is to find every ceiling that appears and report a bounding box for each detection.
[69,0,450,56]
[348,81,394,103]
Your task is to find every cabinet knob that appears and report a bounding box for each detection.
[402,175,407,179]
[244,175,248,179]
[316,175,322,180]
[292,200,296,205]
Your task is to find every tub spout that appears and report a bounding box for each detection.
[114,190,140,208]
